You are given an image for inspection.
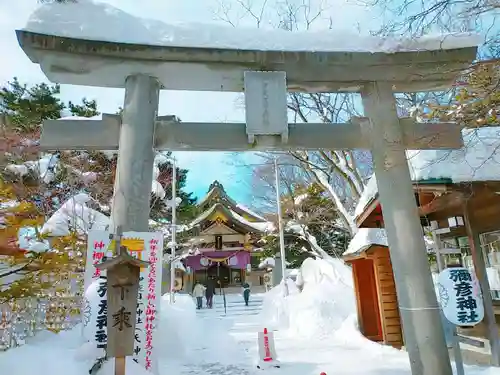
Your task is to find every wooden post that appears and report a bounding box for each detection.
[96,243,149,375]
[463,201,500,366]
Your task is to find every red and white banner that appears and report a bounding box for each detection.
[85,230,163,373]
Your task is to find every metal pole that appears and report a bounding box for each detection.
[274,156,288,296]
[170,157,177,304]
[111,74,159,233]
[361,82,452,375]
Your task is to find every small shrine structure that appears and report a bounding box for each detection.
[343,228,403,348]
[176,181,272,292]
[354,127,500,362]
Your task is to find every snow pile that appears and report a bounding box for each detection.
[261,258,356,338]
[41,193,110,236]
[260,279,300,330]
[6,154,59,184]
[25,0,480,53]
[0,324,150,375]
[288,258,355,338]
[157,294,201,360]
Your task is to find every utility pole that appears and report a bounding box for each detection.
[274,156,288,296]
[169,157,177,304]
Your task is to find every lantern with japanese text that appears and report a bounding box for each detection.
[437,267,484,327]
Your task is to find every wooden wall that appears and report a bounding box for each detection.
[372,246,403,348]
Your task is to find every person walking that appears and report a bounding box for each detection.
[205,279,216,309]
[242,281,251,306]
[193,282,206,310]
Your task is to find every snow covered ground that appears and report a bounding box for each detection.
[1,258,499,375]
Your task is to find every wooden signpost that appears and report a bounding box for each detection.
[95,228,149,375]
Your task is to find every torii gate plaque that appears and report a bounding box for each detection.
[16,29,481,375]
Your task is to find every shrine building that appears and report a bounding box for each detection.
[173,181,272,293]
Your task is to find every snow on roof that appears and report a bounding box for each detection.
[197,186,217,207]
[343,228,388,257]
[354,127,500,220]
[236,203,266,221]
[189,203,273,233]
[25,1,480,53]
[58,115,103,121]
[407,127,500,183]
[229,209,274,232]
[190,204,217,227]
[354,175,379,218]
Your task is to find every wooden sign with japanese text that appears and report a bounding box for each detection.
[85,230,163,372]
[106,263,140,358]
[437,267,484,327]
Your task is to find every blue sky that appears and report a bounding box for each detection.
[0,0,373,203]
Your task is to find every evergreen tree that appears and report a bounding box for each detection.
[151,152,198,223]
[68,98,99,117]
[0,78,65,131]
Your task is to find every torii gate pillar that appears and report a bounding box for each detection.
[111,75,160,233]
[361,82,452,375]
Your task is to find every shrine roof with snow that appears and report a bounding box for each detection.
[183,181,273,235]
[354,127,500,227]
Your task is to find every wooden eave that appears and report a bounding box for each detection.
[190,203,265,235]
[356,182,454,228]
[356,180,500,229]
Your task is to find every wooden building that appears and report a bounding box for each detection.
[353,127,500,355]
[175,181,271,293]
[343,228,403,348]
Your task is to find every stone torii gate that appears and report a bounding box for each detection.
[16,29,478,375]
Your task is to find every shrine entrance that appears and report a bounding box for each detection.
[207,263,230,289]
